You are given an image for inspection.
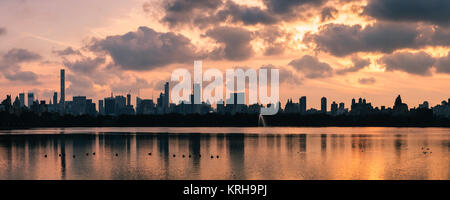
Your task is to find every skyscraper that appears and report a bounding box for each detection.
[27,93,34,107]
[53,92,58,105]
[127,93,131,106]
[299,96,306,114]
[331,101,338,115]
[19,93,25,107]
[193,83,201,104]
[321,97,327,113]
[164,82,169,108]
[60,69,65,104]
[98,100,104,114]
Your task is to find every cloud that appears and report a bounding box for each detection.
[364,0,450,26]
[337,56,371,75]
[304,22,426,57]
[436,52,450,74]
[0,48,42,84]
[204,26,254,61]
[63,57,105,75]
[379,51,436,76]
[215,1,279,26]
[256,26,292,56]
[160,0,223,28]
[53,47,82,56]
[66,74,100,97]
[358,77,376,85]
[0,27,6,36]
[2,48,42,64]
[263,0,327,14]
[3,71,40,84]
[89,26,201,70]
[159,0,333,29]
[259,64,302,84]
[289,55,333,79]
[320,7,338,22]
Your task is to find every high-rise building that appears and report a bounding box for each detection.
[60,69,65,104]
[53,92,58,105]
[193,83,201,104]
[19,93,25,107]
[27,93,34,107]
[98,100,104,114]
[104,97,115,115]
[299,96,306,114]
[127,93,131,106]
[331,101,338,115]
[164,82,169,108]
[321,97,327,113]
[72,96,87,115]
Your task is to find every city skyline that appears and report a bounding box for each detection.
[1,68,449,118]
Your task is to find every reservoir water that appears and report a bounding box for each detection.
[0,127,448,180]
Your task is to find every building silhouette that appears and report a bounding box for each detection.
[300,96,306,114]
[1,68,450,121]
[321,97,327,113]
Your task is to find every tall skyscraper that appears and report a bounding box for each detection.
[321,97,327,113]
[164,82,169,108]
[127,93,131,106]
[27,93,34,107]
[331,101,338,115]
[19,93,25,107]
[53,92,58,105]
[60,69,65,104]
[99,100,104,114]
[299,96,306,113]
[193,83,201,104]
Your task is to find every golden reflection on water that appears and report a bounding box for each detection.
[0,127,448,180]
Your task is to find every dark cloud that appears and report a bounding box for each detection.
[337,56,371,75]
[358,77,376,85]
[289,55,333,79]
[256,26,291,56]
[430,27,450,46]
[304,22,426,57]
[204,26,253,61]
[364,0,450,26]
[379,51,436,76]
[3,71,40,84]
[160,0,223,28]
[436,52,450,74]
[89,26,200,70]
[53,47,82,56]
[159,0,333,28]
[215,1,278,26]
[2,48,42,64]
[63,57,105,75]
[320,7,338,22]
[0,27,6,36]
[263,0,327,14]
[0,48,42,84]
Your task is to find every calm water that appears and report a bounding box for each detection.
[0,127,448,180]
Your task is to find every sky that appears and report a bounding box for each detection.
[0,0,450,109]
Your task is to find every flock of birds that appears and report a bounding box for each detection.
[43,152,220,159]
[42,146,434,158]
[422,147,432,154]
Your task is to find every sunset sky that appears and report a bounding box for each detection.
[0,0,449,109]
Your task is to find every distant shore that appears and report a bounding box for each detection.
[1,112,450,130]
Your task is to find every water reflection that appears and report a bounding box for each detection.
[0,127,448,180]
